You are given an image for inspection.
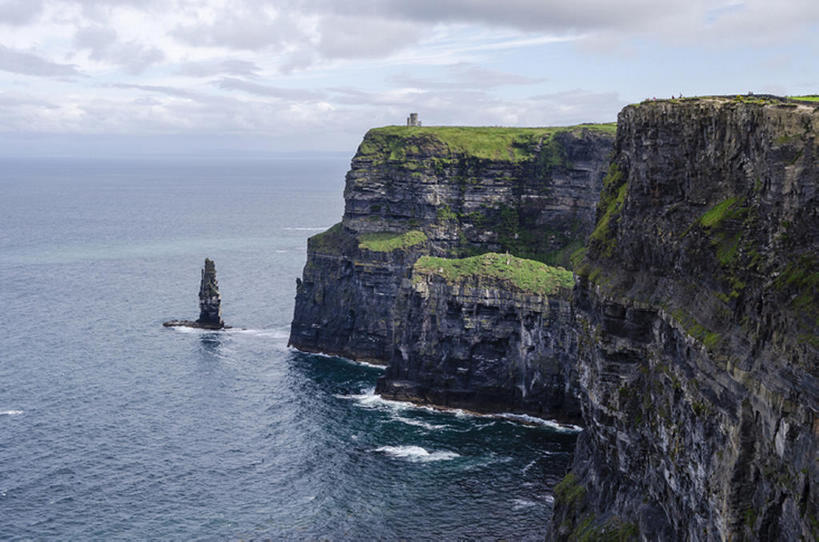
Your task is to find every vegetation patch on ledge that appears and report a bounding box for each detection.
[358,230,427,252]
[360,124,615,162]
[588,163,627,259]
[414,252,574,296]
[308,222,346,255]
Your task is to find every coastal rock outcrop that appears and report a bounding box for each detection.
[164,258,227,330]
[551,96,818,541]
[289,124,615,371]
[376,252,581,420]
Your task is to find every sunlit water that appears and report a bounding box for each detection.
[0,157,577,540]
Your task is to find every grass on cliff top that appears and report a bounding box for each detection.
[358,230,427,252]
[308,222,345,254]
[361,124,615,162]
[414,252,574,296]
[789,95,819,102]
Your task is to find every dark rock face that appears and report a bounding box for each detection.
[376,271,581,420]
[289,224,426,363]
[289,126,615,370]
[551,97,818,541]
[164,258,226,330]
[198,258,223,327]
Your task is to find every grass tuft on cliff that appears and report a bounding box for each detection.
[414,252,573,296]
[360,125,614,162]
[358,230,427,252]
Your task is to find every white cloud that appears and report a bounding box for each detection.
[0,0,815,153]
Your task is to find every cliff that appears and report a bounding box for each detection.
[377,252,581,420]
[289,124,615,367]
[551,96,818,541]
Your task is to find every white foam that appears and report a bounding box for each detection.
[512,498,537,509]
[0,410,23,416]
[349,360,387,370]
[335,389,435,414]
[522,459,538,475]
[373,445,459,462]
[494,412,582,433]
[227,328,290,340]
[393,416,449,431]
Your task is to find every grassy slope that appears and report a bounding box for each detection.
[358,230,427,252]
[414,252,574,296]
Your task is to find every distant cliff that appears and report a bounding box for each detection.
[289,125,615,374]
[551,96,818,541]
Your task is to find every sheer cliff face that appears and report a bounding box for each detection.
[377,254,581,419]
[289,126,614,367]
[552,98,818,541]
[342,126,614,265]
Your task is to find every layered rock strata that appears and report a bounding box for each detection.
[376,253,582,420]
[551,96,818,541]
[289,125,614,369]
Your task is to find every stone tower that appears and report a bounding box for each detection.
[406,113,421,127]
[197,258,223,327]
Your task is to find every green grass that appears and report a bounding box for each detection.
[671,308,722,350]
[553,473,586,506]
[308,222,346,254]
[360,124,615,162]
[414,252,573,296]
[589,163,627,258]
[700,197,741,228]
[358,230,427,252]
[789,95,819,102]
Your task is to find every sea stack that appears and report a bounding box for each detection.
[198,258,223,327]
[164,258,228,330]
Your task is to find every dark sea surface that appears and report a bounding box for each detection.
[0,157,577,540]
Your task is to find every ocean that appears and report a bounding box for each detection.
[0,156,577,540]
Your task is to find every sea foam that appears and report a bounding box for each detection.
[373,445,459,462]
[0,410,23,416]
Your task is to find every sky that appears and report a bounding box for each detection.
[0,0,817,156]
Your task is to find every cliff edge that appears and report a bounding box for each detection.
[551,96,818,541]
[289,124,614,370]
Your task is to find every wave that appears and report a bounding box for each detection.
[0,410,23,416]
[290,349,386,370]
[336,389,580,432]
[227,328,290,340]
[373,445,459,462]
[393,416,449,431]
[334,389,435,414]
[494,412,582,433]
[512,498,537,509]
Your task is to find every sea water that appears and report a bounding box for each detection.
[0,156,578,540]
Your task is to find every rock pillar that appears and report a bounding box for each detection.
[197,258,223,327]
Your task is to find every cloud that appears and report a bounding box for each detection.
[0,0,44,25]
[316,15,422,59]
[74,25,164,73]
[172,5,306,51]
[177,58,262,78]
[0,46,80,77]
[215,77,326,100]
[390,63,544,90]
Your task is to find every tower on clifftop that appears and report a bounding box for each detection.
[406,113,421,127]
